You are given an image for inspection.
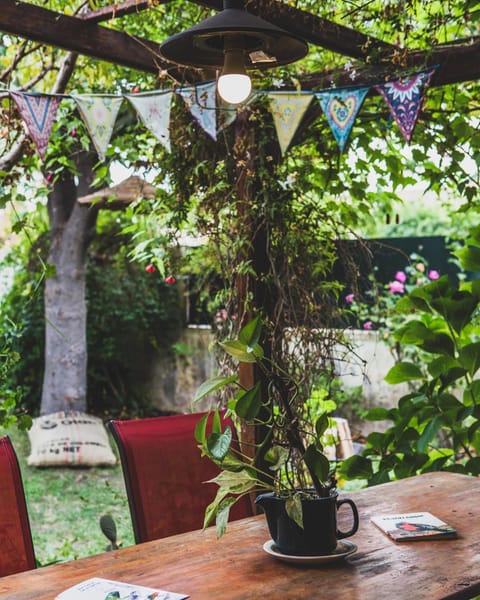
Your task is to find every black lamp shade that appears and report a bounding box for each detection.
[159,1,308,70]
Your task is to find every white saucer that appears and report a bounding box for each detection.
[262,539,357,565]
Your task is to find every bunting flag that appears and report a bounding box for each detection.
[10,92,61,160]
[268,93,313,155]
[217,103,238,133]
[126,91,173,152]
[178,81,217,141]
[72,95,123,161]
[375,68,436,143]
[5,68,435,163]
[315,86,370,152]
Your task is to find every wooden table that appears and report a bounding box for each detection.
[1,472,479,600]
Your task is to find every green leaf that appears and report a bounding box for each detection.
[464,380,480,405]
[215,496,237,539]
[238,316,262,348]
[235,382,262,420]
[430,292,478,334]
[457,245,480,272]
[427,356,460,378]
[194,375,238,403]
[459,342,480,376]
[315,413,329,438]
[364,407,390,421]
[206,469,257,494]
[339,454,373,480]
[207,427,232,461]
[303,444,330,483]
[395,321,454,356]
[466,456,480,476]
[417,417,441,453]
[194,412,209,443]
[264,445,289,471]
[385,362,423,384]
[285,493,303,529]
[220,340,263,363]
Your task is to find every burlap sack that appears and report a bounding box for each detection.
[27,411,116,467]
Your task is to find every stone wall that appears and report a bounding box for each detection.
[146,326,405,436]
[146,325,216,413]
[334,330,408,436]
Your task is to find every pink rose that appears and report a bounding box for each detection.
[389,280,405,294]
[395,271,407,283]
[363,321,373,330]
[428,270,440,280]
[345,293,355,304]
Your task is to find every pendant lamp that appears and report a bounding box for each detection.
[160,0,308,104]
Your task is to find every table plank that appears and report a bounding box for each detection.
[1,472,479,600]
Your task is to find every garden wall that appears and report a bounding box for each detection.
[146,326,404,437]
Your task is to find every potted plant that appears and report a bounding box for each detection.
[194,315,359,557]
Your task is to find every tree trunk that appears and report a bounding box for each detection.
[40,153,98,415]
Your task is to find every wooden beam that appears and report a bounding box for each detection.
[0,0,164,74]
[81,0,171,24]
[1,0,479,88]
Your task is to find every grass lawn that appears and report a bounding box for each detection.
[2,426,135,566]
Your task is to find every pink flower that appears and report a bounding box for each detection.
[389,280,405,294]
[395,271,407,283]
[428,270,440,280]
[71,128,77,137]
[345,293,355,304]
[215,309,228,323]
[363,321,373,330]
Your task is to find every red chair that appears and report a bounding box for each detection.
[0,436,36,577]
[108,411,253,544]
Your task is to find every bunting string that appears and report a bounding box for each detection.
[2,67,437,162]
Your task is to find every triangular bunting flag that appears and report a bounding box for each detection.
[268,93,313,155]
[315,86,369,152]
[217,102,238,133]
[178,82,217,141]
[217,92,260,133]
[10,92,61,160]
[126,91,173,152]
[72,95,123,161]
[375,68,436,143]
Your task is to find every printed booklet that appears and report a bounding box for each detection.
[371,511,458,542]
[55,577,189,600]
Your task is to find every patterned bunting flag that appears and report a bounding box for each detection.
[375,68,436,143]
[315,86,370,152]
[178,82,217,141]
[126,91,173,152]
[10,92,61,160]
[72,95,123,161]
[268,93,313,155]
[217,102,238,133]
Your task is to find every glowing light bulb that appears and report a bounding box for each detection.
[217,73,252,104]
[217,43,252,105]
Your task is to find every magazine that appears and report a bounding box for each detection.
[371,511,458,542]
[55,577,189,600]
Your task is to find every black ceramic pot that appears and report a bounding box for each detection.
[255,491,359,556]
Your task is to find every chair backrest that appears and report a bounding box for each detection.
[0,436,36,577]
[108,411,253,544]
